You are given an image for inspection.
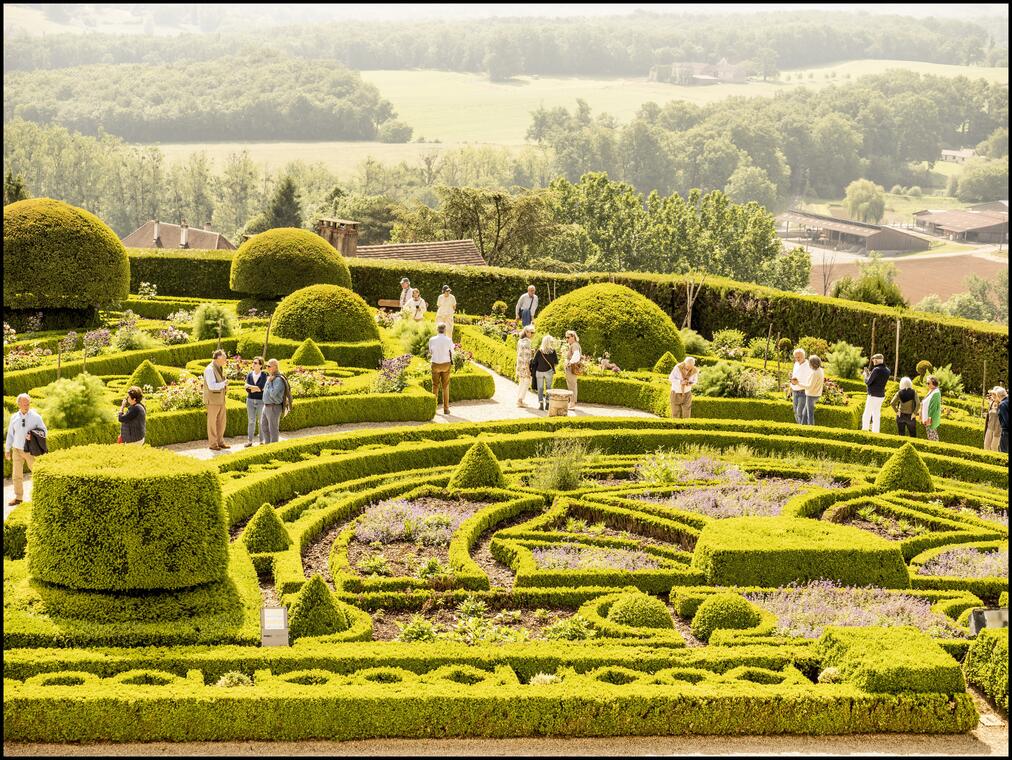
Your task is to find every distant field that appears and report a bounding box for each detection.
[799,192,966,226]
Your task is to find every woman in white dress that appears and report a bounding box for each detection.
[436,285,457,339]
[514,324,535,408]
[402,288,427,322]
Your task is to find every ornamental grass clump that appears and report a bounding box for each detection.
[635,448,749,486]
[918,547,1008,579]
[242,503,291,554]
[690,593,761,643]
[543,614,597,641]
[449,441,507,489]
[607,592,674,629]
[532,544,661,571]
[191,302,238,341]
[38,372,114,429]
[529,437,598,491]
[288,575,350,641]
[744,580,966,639]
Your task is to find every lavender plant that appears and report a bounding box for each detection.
[531,544,662,571]
[918,547,1008,578]
[640,479,807,519]
[372,354,413,393]
[355,499,470,546]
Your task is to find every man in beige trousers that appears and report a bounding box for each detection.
[668,356,699,418]
[203,349,229,450]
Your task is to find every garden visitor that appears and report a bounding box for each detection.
[533,335,558,411]
[998,392,1008,453]
[563,330,582,411]
[4,393,47,506]
[803,355,825,425]
[244,356,268,448]
[515,285,539,327]
[261,359,291,444]
[515,324,535,408]
[920,375,942,442]
[789,348,811,425]
[403,288,427,322]
[983,386,1007,451]
[428,322,455,415]
[398,277,411,308]
[889,377,920,438]
[668,356,699,419]
[861,353,891,433]
[117,386,146,445]
[202,349,229,451]
[436,285,457,340]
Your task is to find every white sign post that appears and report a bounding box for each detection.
[260,606,289,647]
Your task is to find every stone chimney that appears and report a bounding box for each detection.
[203,221,212,231]
[315,218,359,257]
[179,220,189,249]
[153,219,161,247]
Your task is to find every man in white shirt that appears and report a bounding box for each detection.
[428,322,455,415]
[203,349,229,450]
[668,356,699,418]
[789,348,811,425]
[399,278,411,308]
[5,393,47,505]
[515,285,538,326]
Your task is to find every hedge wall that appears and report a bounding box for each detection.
[126,250,1007,388]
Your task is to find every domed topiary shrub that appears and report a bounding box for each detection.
[534,284,683,371]
[3,198,129,312]
[288,575,350,641]
[448,441,507,489]
[272,285,379,343]
[606,592,674,629]
[127,360,165,391]
[243,504,292,553]
[290,338,327,367]
[875,443,934,493]
[652,351,678,375]
[691,593,761,643]
[27,445,227,591]
[230,228,352,298]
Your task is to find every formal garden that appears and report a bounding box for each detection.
[2,198,1008,743]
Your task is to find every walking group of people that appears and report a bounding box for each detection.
[514,325,582,412]
[203,350,292,450]
[399,278,457,339]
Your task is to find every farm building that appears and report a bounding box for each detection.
[121,220,235,250]
[939,148,976,163]
[776,209,929,253]
[649,58,748,85]
[315,217,486,266]
[912,208,1008,244]
[969,200,1008,214]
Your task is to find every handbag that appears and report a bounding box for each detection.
[117,434,123,444]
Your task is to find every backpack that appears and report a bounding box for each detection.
[280,374,293,418]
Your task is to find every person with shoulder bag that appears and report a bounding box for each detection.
[5,393,48,506]
[261,358,291,444]
[118,386,147,445]
[532,335,558,411]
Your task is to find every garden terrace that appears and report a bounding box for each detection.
[4,416,1006,742]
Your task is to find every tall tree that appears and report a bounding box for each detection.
[266,175,303,229]
[844,179,886,223]
[3,170,29,205]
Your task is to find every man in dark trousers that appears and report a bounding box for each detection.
[861,353,891,433]
[999,392,1009,453]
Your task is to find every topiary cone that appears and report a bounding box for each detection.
[652,351,677,375]
[448,441,506,489]
[290,338,327,367]
[126,359,165,390]
[242,503,292,553]
[288,575,350,641]
[875,442,934,492]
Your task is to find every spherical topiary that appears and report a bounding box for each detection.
[606,592,674,629]
[690,593,761,643]
[652,351,678,375]
[230,228,352,298]
[243,503,292,554]
[3,198,129,310]
[534,283,683,371]
[27,445,227,591]
[290,338,327,367]
[272,284,379,343]
[916,360,933,378]
[288,575,350,641]
[875,442,934,493]
[448,441,507,489]
[127,360,165,391]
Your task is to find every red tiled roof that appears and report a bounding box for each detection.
[121,220,236,250]
[353,239,486,267]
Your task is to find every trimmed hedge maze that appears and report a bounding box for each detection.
[4,417,1007,741]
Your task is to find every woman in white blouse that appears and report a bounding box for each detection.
[435,285,456,339]
[563,330,582,411]
[402,288,427,322]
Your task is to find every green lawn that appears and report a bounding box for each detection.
[799,192,966,227]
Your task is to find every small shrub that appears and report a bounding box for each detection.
[606,592,674,629]
[915,360,933,379]
[127,360,165,391]
[680,328,712,356]
[157,325,189,345]
[747,336,776,361]
[776,337,794,358]
[38,372,114,429]
[136,281,158,300]
[358,555,391,576]
[457,596,489,618]
[372,354,412,393]
[652,351,677,375]
[529,437,597,491]
[288,575,350,641]
[242,503,291,553]
[290,338,327,367]
[691,593,761,643]
[711,329,746,360]
[907,186,922,197]
[391,317,436,356]
[416,558,449,579]
[215,671,253,688]
[889,184,904,194]
[528,672,563,685]
[930,364,964,396]
[449,441,507,489]
[543,614,597,641]
[875,443,934,492]
[491,300,508,317]
[191,302,239,341]
[273,284,379,343]
[696,362,776,399]
[818,667,843,684]
[798,336,829,359]
[396,614,440,642]
[825,340,867,380]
